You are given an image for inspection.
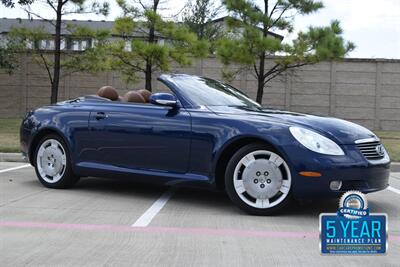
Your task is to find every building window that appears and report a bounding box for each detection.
[124,40,132,51]
[60,39,66,50]
[26,40,34,49]
[39,39,55,50]
[92,39,98,48]
[70,39,91,51]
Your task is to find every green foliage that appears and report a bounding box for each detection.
[61,26,112,74]
[0,41,21,74]
[217,0,355,104]
[106,0,209,88]
[1,0,33,8]
[8,24,112,79]
[2,0,110,103]
[8,27,54,75]
[181,0,223,52]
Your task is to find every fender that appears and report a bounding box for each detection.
[210,132,294,187]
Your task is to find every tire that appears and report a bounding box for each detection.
[225,143,293,215]
[34,134,79,189]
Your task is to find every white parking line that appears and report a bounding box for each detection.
[132,189,175,227]
[0,164,31,174]
[387,186,400,195]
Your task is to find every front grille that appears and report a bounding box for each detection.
[356,141,385,160]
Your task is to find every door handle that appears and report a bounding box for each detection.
[95,112,107,120]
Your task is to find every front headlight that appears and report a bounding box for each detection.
[289,127,344,156]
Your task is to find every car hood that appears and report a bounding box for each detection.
[206,106,377,145]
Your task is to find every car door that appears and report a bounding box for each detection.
[88,102,191,174]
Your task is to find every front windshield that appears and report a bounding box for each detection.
[173,76,262,109]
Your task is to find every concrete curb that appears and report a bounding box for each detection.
[0,152,399,171]
[392,163,400,172]
[0,153,27,163]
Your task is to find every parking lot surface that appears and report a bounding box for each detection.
[1,162,399,266]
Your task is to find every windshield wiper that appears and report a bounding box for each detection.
[234,105,262,112]
[68,98,81,103]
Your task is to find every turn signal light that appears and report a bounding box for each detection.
[299,171,322,177]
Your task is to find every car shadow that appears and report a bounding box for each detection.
[22,177,355,217]
[171,186,340,216]
[75,177,342,217]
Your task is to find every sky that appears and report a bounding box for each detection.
[0,0,399,59]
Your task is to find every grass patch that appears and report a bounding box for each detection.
[0,118,399,161]
[376,131,400,162]
[0,118,21,153]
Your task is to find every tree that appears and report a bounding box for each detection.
[10,25,111,83]
[181,0,223,51]
[1,0,109,103]
[111,0,208,91]
[217,0,355,104]
[0,40,21,74]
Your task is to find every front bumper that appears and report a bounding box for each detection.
[20,118,33,164]
[292,163,390,199]
[280,144,391,200]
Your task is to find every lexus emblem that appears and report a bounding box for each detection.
[375,144,385,156]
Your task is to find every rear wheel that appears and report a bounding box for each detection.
[225,143,292,215]
[34,134,79,188]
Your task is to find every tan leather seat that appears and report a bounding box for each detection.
[97,86,119,101]
[123,91,145,103]
[138,89,152,103]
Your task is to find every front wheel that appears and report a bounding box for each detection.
[225,143,292,215]
[34,134,79,189]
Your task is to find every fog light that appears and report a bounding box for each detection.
[330,180,342,191]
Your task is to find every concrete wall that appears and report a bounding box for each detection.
[1,54,399,130]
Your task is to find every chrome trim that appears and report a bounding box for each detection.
[367,153,391,165]
[354,137,391,164]
[354,137,380,144]
[155,99,177,106]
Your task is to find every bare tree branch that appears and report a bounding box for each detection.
[267,4,290,31]
[137,0,148,10]
[114,53,146,73]
[23,8,56,27]
[253,63,259,77]
[263,62,310,86]
[39,53,54,85]
[46,0,57,12]
[262,63,279,79]
[269,1,279,17]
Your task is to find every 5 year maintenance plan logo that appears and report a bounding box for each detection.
[319,191,388,255]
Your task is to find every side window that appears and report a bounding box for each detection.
[153,81,175,95]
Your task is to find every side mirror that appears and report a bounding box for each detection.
[150,93,178,107]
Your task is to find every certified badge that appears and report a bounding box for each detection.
[320,191,388,254]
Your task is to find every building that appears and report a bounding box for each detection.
[0,17,283,52]
[0,17,162,51]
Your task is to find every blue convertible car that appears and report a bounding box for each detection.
[20,74,391,215]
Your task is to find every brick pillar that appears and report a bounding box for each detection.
[329,61,337,116]
[374,61,383,130]
[19,53,28,116]
[285,71,292,110]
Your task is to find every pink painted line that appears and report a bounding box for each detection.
[391,235,400,242]
[0,220,318,239]
[1,221,399,243]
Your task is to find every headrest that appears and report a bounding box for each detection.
[123,91,145,103]
[138,89,152,103]
[97,86,119,101]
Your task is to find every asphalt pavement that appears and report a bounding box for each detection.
[1,162,399,266]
